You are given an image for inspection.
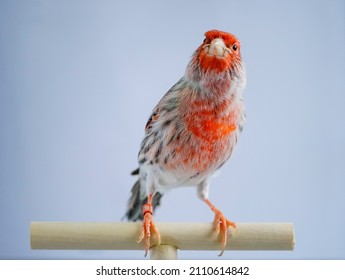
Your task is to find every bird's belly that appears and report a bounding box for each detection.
[158,132,236,187]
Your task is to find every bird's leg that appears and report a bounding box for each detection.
[137,193,161,256]
[203,198,237,256]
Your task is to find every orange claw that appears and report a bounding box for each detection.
[204,198,237,256]
[137,201,161,257]
[212,209,237,256]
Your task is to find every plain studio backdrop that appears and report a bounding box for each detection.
[1,0,344,260]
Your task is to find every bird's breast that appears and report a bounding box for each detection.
[185,113,237,143]
[160,98,242,178]
[182,97,238,143]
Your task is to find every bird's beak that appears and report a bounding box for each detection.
[208,38,229,57]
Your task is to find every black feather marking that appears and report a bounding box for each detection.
[171,149,176,158]
[166,132,176,146]
[131,168,139,175]
[190,172,200,179]
[155,141,163,160]
[163,155,169,165]
[143,144,151,154]
[162,119,172,128]
[175,131,181,142]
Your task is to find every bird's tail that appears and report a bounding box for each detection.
[125,169,163,221]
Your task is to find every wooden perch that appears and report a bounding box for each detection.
[30,222,294,259]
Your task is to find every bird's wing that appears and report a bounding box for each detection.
[144,78,184,134]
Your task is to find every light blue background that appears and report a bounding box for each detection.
[1,0,344,259]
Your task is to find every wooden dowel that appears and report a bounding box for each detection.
[30,222,294,251]
[150,245,178,260]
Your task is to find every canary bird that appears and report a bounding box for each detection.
[125,30,246,256]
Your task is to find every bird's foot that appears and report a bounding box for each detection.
[137,204,161,257]
[212,209,237,256]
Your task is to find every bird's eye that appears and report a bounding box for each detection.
[232,44,238,51]
[203,38,207,43]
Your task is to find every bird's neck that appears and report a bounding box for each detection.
[185,60,245,103]
[184,70,233,105]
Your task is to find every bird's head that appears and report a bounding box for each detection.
[196,30,242,73]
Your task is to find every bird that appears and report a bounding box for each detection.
[125,29,246,256]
